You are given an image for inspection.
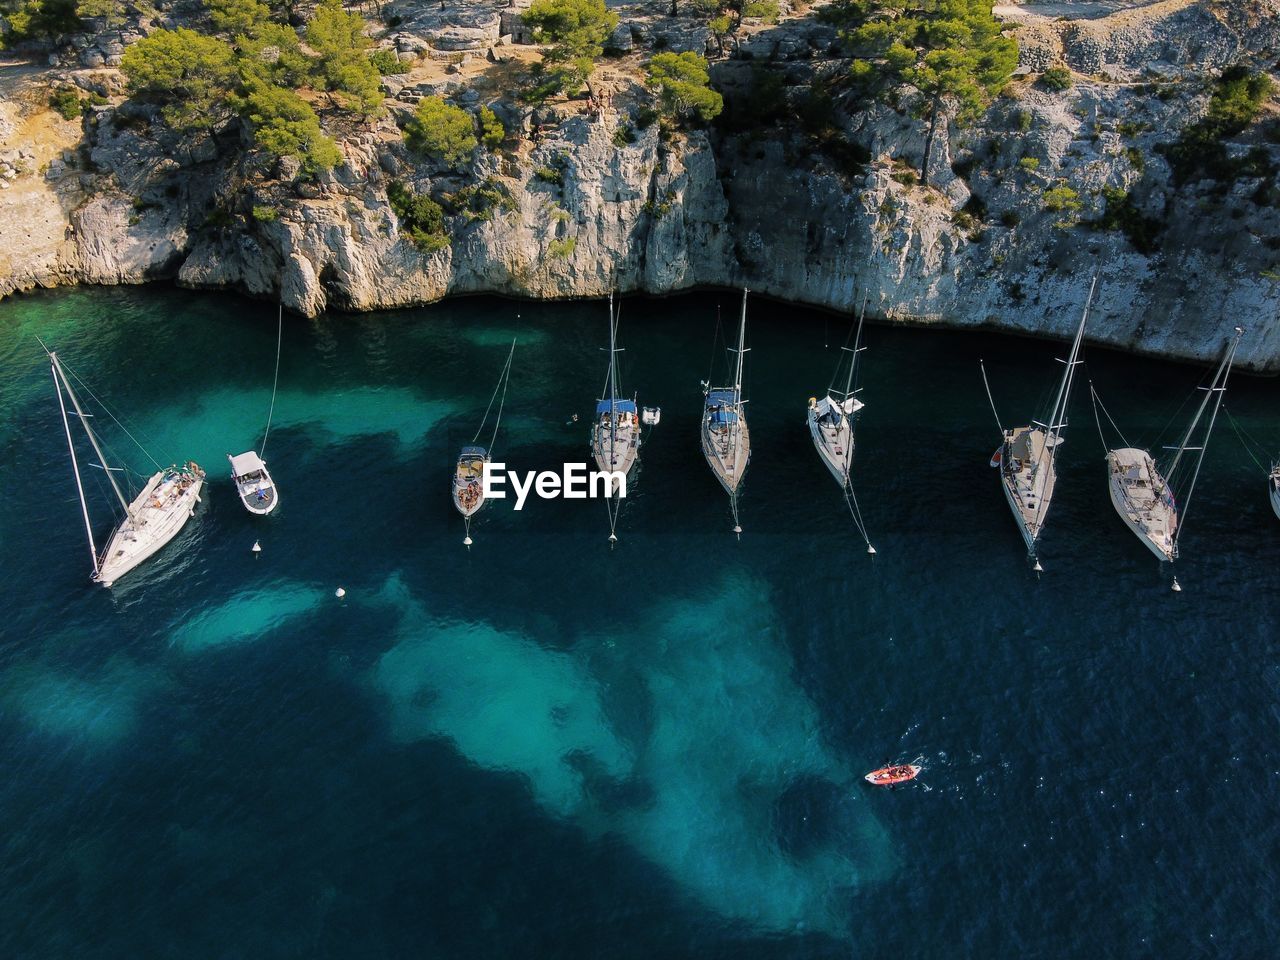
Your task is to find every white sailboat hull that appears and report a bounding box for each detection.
[591,413,640,493]
[96,464,204,587]
[1270,470,1280,521]
[1107,448,1177,563]
[701,409,750,495]
[807,395,862,488]
[999,426,1058,555]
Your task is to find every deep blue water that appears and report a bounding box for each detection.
[2,285,1279,958]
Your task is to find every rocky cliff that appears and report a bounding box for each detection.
[3,0,1280,369]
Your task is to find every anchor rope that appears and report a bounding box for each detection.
[260,303,283,458]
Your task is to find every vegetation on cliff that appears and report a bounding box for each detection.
[830,0,1017,184]
[523,0,618,97]
[118,0,388,176]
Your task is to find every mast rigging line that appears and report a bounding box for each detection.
[471,338,518,446]
[261,302,283,459]
[1223,405,1270,474]
[56,353,168,473]
[1089,381,1130,453]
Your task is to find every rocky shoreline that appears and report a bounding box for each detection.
[2,1,1280,369]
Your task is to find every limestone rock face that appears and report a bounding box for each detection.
[4,1,1280,371]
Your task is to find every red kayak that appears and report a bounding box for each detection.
[864,764,921,786]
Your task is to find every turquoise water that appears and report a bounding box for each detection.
[2,285,1280,957]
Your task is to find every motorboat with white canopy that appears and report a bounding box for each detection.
[228,450,277,515]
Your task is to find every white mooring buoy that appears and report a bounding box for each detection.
[1171,578,1182,593]
[252,540,261,555]
[1033,559,1043,573]
[733,525,742,535]
[609,533,617,543]
[335,586,347,599]
[867,545,877,555]
[464,536,473,546]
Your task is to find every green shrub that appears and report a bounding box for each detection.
[370,48,408,75]
[479,106,505,149]
[522,0,618,95]
[613,123,636,147]
[547,235,576,258]
[1043,184,1082,215]
[49,88,82,121]
[1040,67,1073,92]
[1162,66,1275,185]
[1000,209,1020,228]
[1090,185,1162,254]
[1018,156,1040,172]
[534,162,565,186]
[644,51,723,124]
[447,178,517,222]
[405,96,478,169]
[242,81,342,176]
[387,179,449,251]
[251,204,279,222]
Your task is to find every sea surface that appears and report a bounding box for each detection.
[1,285,1278,958]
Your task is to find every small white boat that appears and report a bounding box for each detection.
[47,349,204,588]
[227,450,278,515]
[454,338,516,545]
[702,289,751,533]
[453,444,488,519]
[1270,466,1280,520]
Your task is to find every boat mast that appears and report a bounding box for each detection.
[608,293,618,459]
[50,353,100,577]
[52,353,134,521]
[1165,329,1240,488]
[1044,275,1095,447]
[729,288,748,453]
[1172,327,1243,545]
[834,294,869,403]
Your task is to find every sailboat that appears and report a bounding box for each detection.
[591,293,640,542]
[1103,326,1243,589]
[1269,463,1280,520]
[807,295,876,553]
[47,349,205,587]
[987,276,1094,569]
[228,303,283,515]
[702,288,751,535]
[454,337,516,545]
